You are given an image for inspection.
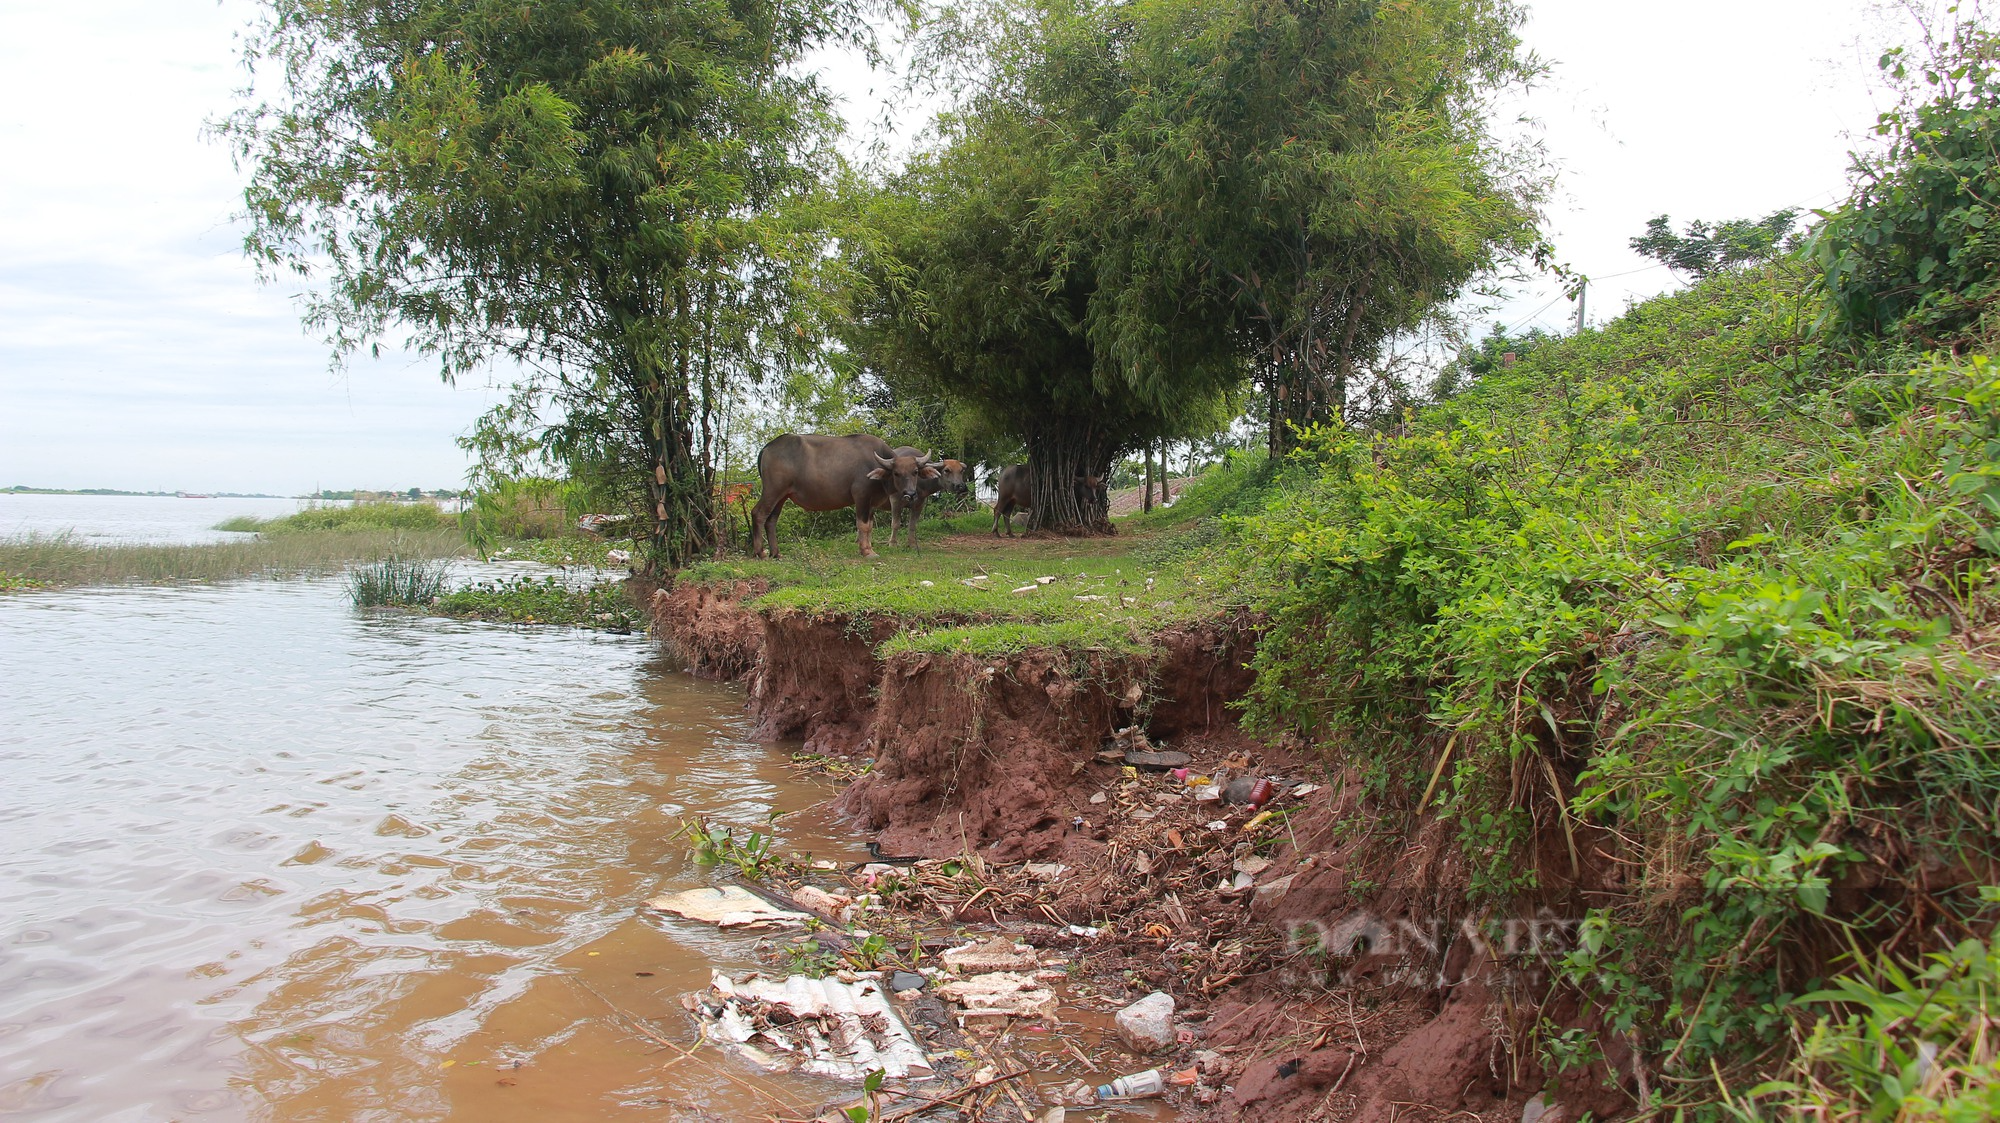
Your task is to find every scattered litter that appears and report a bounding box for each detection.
[1035,576,1058,585]
[1243,808,1280,832]
[1097,1067,1167,1099]
[1206,820,1229,831]
[1011,585,1038,595]
[1191,785,1223,803]
[919,580,934,587]
[1063,924,1102,939]
[1023,862,1069,881]
[1168,1067,1199,1086]
[1089,791,1109,805]
[1292,783,1321,797]
[1230,872,1256,891]
[791,885,856,921]
[1115,991,1177,1053]
[1074,594,1105,602]
[1254,874,1296,903]
[942,937,1039,973]
[934,972,1058,1020]
[683,970,934,1080]
[645,885,808,929]
[1233,855,1273,876]
[1124,749,1191,770]
[1223,777,1259,804]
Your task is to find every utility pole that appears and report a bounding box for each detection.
[1573,278,1588,334]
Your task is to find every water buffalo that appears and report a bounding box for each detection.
[885,448,969,549]
[990,465,1105,536]
[992,464,1031,537]
[750,434,937,558]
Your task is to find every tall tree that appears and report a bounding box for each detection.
[220,0,857,567]
[1058,0,1546,453]
[847,95,1243,532]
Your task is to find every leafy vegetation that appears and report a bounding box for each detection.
[0,529,464,587]
[1629,208,1800,278]
[1816,15,2000,350]
[432,574,643,631]
[1212,253,2000,1110]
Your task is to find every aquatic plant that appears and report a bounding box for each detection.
[346,555,452,607]
[431,574,642,631]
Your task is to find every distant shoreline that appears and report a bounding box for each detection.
[2,487,287,498]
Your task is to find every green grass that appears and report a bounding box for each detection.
[347,555,453,607]
[432,574,644,630]
[0,529,467,587]
[216,500,458,535]
[680,515,1235,658]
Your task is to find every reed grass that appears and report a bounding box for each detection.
[0,529,466,587]
[347,555,453,607]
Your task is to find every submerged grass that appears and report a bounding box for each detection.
[0,529,467,587]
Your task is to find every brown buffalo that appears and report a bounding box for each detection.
[992,464,1031,537]
[990,465,1105,536]
[750,434,937,558]
[885,447,969,549]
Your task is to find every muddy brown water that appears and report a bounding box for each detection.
[0,575,885,1121]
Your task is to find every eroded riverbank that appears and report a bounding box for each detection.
[649,558,1614,1123]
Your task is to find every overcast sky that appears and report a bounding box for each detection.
[0,0,1899,494]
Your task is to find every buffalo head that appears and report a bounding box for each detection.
[869,450,939,504]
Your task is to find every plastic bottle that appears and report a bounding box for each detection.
[1247,778,1275,807]
[1097,1069,1167,1099]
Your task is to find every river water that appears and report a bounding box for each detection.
[0,572,872,1121]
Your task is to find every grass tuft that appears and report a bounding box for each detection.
[346,555,452,607]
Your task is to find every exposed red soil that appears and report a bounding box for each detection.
[644,577,1628,1123]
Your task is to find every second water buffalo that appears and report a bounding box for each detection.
[990,465,1104,536]
[884,448,969,549]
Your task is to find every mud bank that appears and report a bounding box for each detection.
[645,579,1629,1122]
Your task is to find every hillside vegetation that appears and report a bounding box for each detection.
[1215,259,2000,1115]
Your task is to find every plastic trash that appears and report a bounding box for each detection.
[1097,1069,1167,1099]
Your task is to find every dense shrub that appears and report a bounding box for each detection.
[1230,259,2000,1111]
[1815,21,2000,349]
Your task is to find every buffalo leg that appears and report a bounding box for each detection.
[902,495,926,549]
[750,494,783,558]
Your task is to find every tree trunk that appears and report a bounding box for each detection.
[1023,418,1113,535]
[1143,446,1154,513]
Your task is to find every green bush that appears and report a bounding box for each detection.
[1815,21,2000,349]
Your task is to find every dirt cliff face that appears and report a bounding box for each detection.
[651,578,1254,861]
